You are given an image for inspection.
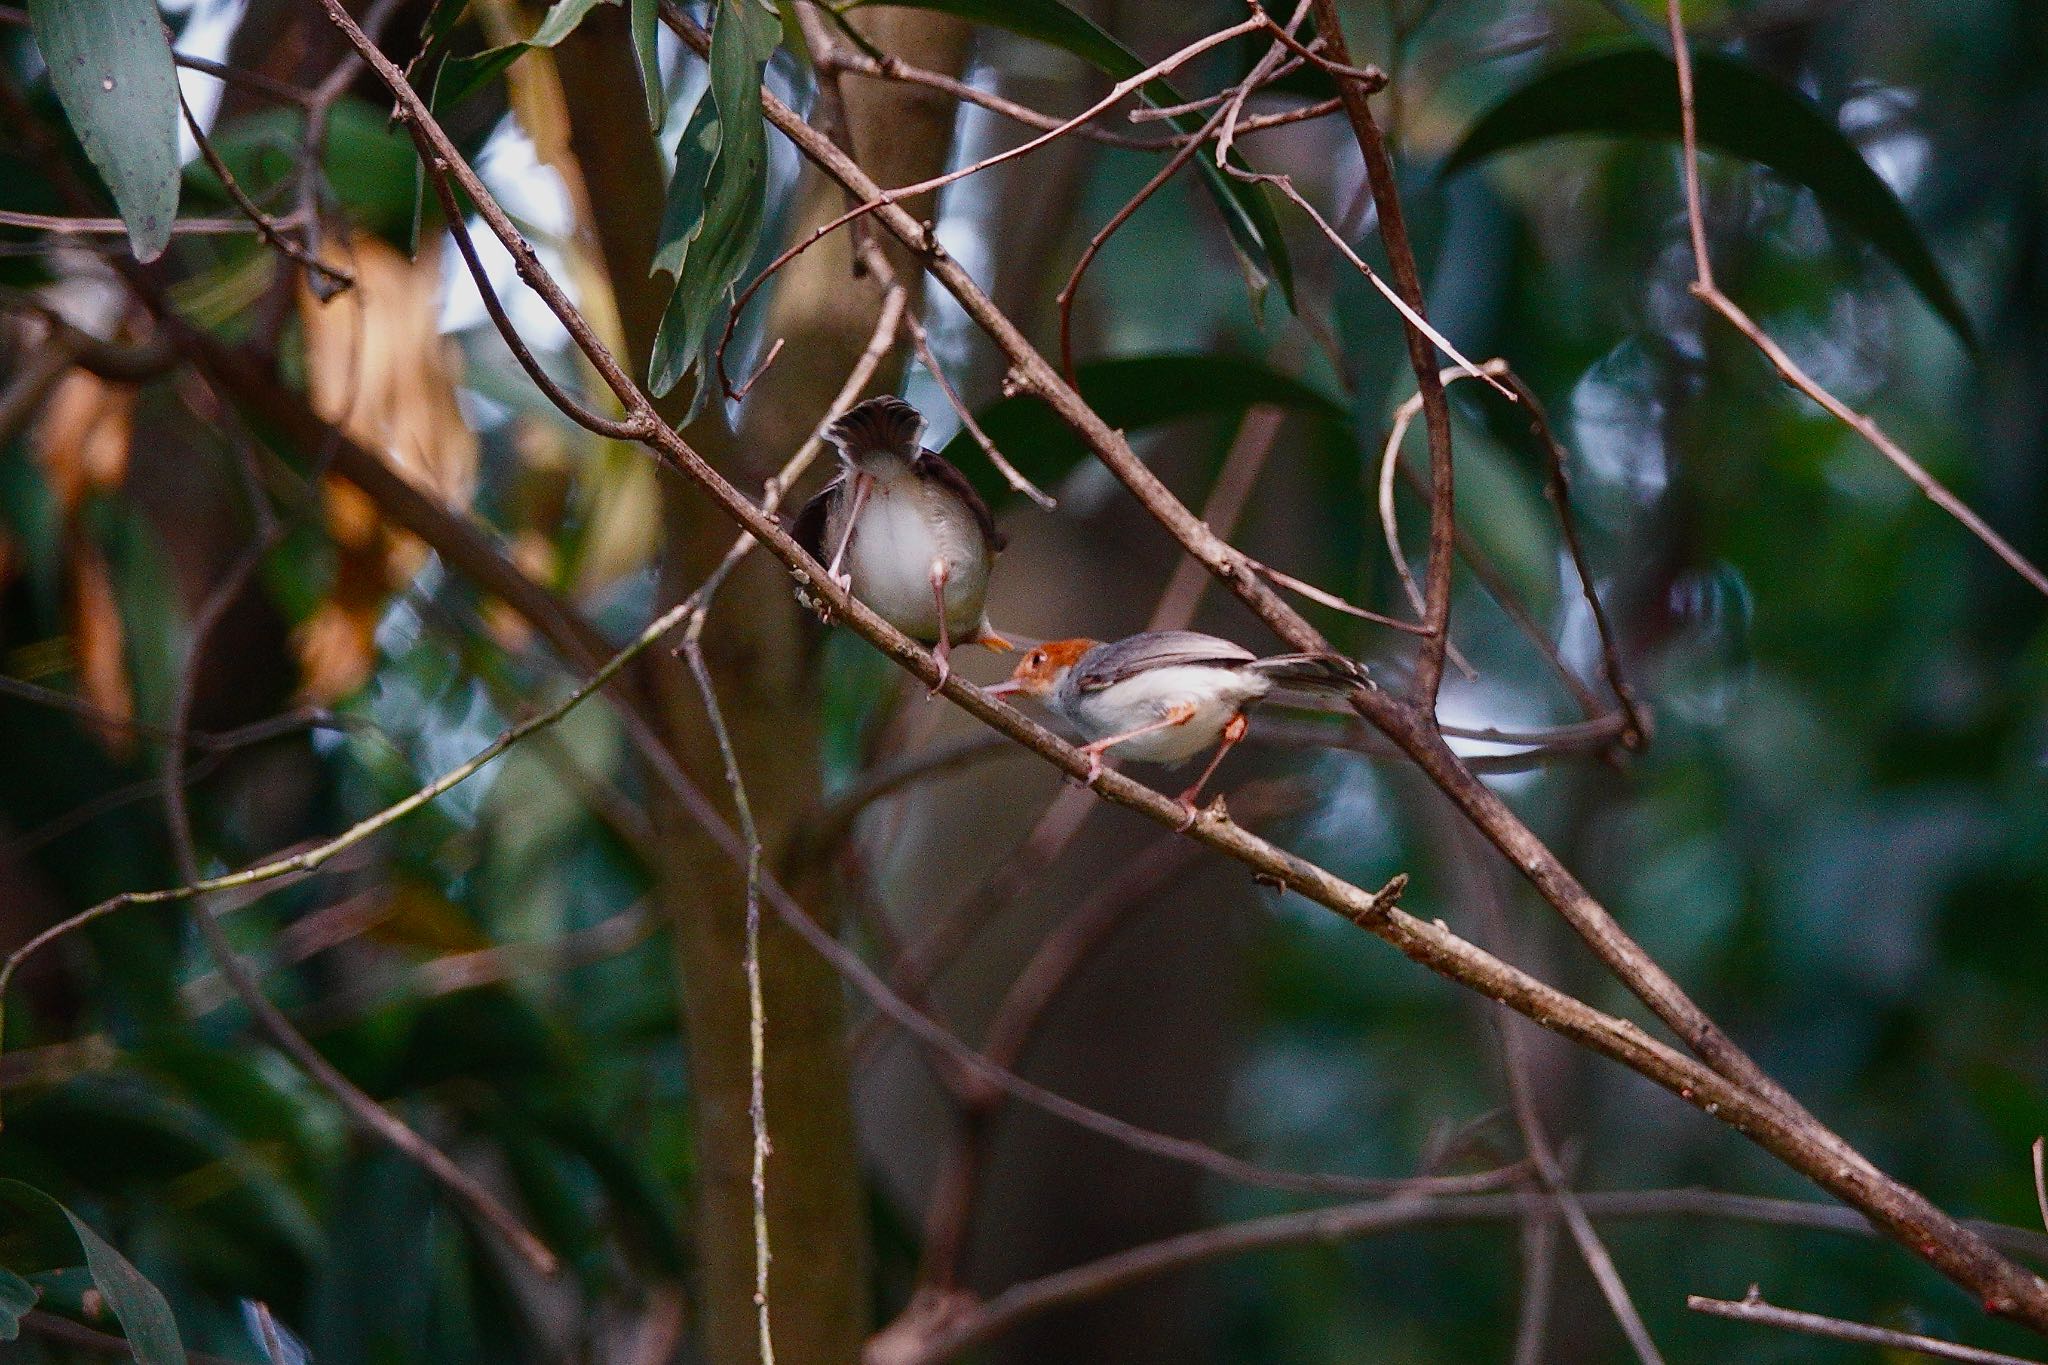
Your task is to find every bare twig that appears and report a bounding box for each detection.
[679,629,777,1365]
[905,306,1054,509]
[2035,1138,2048,1234]
[1306,0,1465,706]
[179,87,351,292]
[1662,0,2048,599]
[319,2,2048,1329]
[1151,405,1290,628]
[900,1193,2048,1365]
[714,13,1266,393]
[1469,836,1664,1364]
[1689,1288,2048,1365]
[656,8,2048,1325]
[0,208,274,236]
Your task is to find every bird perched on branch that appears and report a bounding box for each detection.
[791,395,1011,688]
[989,630,1367,821]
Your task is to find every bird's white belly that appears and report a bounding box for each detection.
[846,484,987,640]
[1065,667,1268,764]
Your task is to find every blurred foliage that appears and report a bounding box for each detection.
[2,0,2047,1362]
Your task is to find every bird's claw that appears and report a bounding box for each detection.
[1080,752,1106,787]
[926,650,952,697]
[1174,792,1228,832]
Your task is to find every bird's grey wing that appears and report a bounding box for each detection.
[1072,631,1257,692]
[912,449,1006,553]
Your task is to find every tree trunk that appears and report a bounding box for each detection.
[554,10,970,1361]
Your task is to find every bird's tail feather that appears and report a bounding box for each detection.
[1247,652,1370,693]
[825,395,924,457]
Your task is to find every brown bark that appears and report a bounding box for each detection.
[554,9,969,1361]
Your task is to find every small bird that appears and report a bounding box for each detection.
[791,395,1010,688]
[988,630,1366,820]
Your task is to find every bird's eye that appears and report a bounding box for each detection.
[1028,650,1044,667]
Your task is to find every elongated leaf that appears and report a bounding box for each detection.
[531,0,612,47]
[0,1265,36,1340]
[631,0,665,131]
[852,0,1295,309]
[1442,46,1973,348]
[27,0,181,262]
[938,353,1344,505]
[0,1180,184,1365]
[648,0,783,406]
[652,90,721,278]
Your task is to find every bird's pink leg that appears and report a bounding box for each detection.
[927,558,953,695]
[824,472,871,593]
[1175,711,1248,828]
[1076,702,1199,788]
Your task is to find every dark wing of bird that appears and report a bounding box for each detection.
[1071,631,1258,692]
[788,476,841,566]
[913,448,1006,553]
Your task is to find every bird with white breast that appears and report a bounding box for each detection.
[791,395,1011,688]
[988,630,1367,822]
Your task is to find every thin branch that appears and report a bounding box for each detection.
[1472,835,1665,1365]
[714,13,1266,393]
[1306,0,1464,706]
[895,1193,2048,1365]
[2034,1138,2047,1234]
[905,305,1054,509]
[0,208,272,236]
[323,3,2048,1329]
[1662,0,2048,600]
[179,87,352,292]
[1378,360,1494,681]
[666,12,2048,1326]
[814,42,1165,150]
[1055,35,1274,379]
[150,461,556,1273]
[679,631,777,1365]
[1689,1289,2048,1365]
[0,596,697,1093]
[1494,367,1649,747]
[1151,405,1290,628]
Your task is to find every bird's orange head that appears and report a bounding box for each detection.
[987,638,1095,697]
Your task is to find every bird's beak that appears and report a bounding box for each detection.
[983,679,1026,698]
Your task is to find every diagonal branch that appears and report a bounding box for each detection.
[1689,1288,2048,1365]
[312,1,2048,1332]
[1305,0,1461,705]
[1662,0,2048,599]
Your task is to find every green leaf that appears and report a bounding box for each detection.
[631,0,665,132]
[417,0,472,51]
[648,0,783,407]
[531,0,613,47]
[651,92,721,278]
[0,1180,184,1365]
[27,0,182,262]
[854,0,1295,309]
[938,353,1344,506]
[0,1264,36,1340]
[1441,46,1974,349]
